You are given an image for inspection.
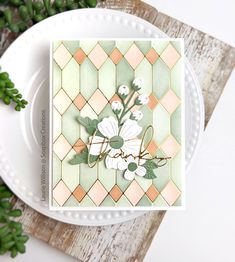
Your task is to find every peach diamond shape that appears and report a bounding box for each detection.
[54,134,71,160]
[160,135,180,158]
[73,185,86,202]
[146,48,159,64]
[124,44,144,69]
[53,180,71,206]
[74,93,86,110]
[161,89,180,114]
[161,44,180,69]
[110,48,123,64]
[147,140,158,156]
[124,180,145,206]
[54,89,71,114]
[73,139,86,154]
[88,89,108,114]
[88,181,108,206]
[88,44,108,69]
[161,180,181,205]
[74,48,86,64]
[109,94,122,104]
[146,185,159,202]
[148,93,158,109]
[109,185,122,202]
[53,44,72,69]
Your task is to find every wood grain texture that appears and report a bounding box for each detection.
[1,0,235,261]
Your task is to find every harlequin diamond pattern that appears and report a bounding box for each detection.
[124,44,144,69]
[161,44,180,69]
[147,140,158,156]
[52,40,183,207]
[74,48,86,64]
[73,185,86,202]
[88,181,108,206]
[73,139,86,153]
[53,180,71,206]
[109,185,122,202]
[88,89,108,114]
[124,180,145,206]
[110,48,123,64]
[148,93,158,109]
[146,185,159,201]
[161,181,181,205]
[160,135,180,158]
[88,44,108,69]
[53,89,72,114]
[146,48,159,64]
[54,134,71,160]
[160,89,180,114]
[74,93,86,110]
[53,44,72,69]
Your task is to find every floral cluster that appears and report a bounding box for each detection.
[70,78,159,180]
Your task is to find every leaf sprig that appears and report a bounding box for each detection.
[0,184,29,258]
[0,0,98,33]
[0,70,28,111]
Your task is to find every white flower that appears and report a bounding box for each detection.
[88,116,142,170]
[135,93,149,105]
[122,155,146,181]
[130,110,143,121]
[132,77,143,91]
[118,85,129,97]
[111,101,123,114]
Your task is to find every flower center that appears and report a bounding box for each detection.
[128,162,138,172]
[110,136,124,149]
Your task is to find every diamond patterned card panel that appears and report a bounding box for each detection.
[52,40,182,208]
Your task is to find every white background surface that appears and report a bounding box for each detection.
[2,0,235,261]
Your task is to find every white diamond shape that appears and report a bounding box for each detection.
[54,89,72,114]
[53,44,72,69]
[53,134,71,160]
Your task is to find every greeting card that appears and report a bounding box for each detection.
[50,39,184,209]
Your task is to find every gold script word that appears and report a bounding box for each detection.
[87,125,171,168]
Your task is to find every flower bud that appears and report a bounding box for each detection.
[111,100,123,114]
[130,110,143,121]
[118,85,129,99]
[134,93,149,105]
[132,77,143,91]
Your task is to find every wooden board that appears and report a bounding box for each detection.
[1,0,235,261]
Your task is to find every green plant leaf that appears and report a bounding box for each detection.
[69,148,99,165]
[69,148,88,165]
[144,160,158,169]
[143,160,158,179]
[0,184,28,258]
[77,116,99,135]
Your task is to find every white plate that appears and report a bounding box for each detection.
[0,9,204,226]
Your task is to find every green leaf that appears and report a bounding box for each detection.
[10,247,18,258]
[69,148,88,165]
[77,116,99,135]
[143,160,158,179]
[2,241,15,250]
[0,225,9,237]
[145,160,158,169]
[143,169,156,179]
[95,129,105,137]
[7,209,22,217]
[69,148,99,165]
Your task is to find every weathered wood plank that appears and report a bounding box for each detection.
[13,197,165,262]
[1,0,235,261]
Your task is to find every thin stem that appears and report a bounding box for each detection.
[123,103,136,115]
[125,90,136,109]
[118,90,136,125]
